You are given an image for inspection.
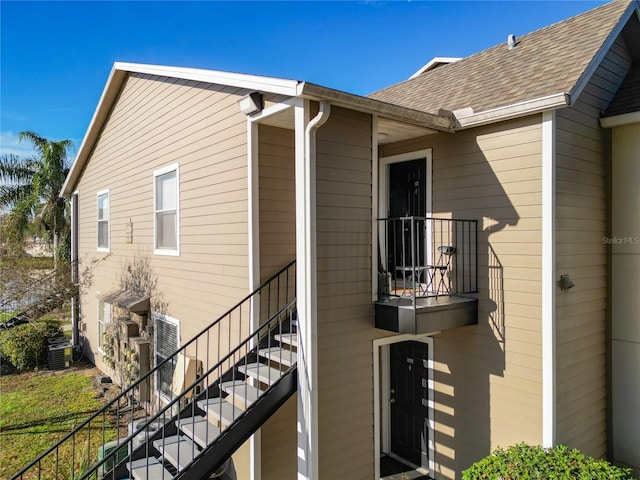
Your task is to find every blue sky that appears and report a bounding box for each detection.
[1,1,608,159]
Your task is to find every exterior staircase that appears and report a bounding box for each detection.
[122,310,297,480]
[11,260,296,480]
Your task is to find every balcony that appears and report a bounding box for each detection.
[375,217,478,334]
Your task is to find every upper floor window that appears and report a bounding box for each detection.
[154,164,179,255]
[97,190,109,251]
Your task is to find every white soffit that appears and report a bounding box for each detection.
[377,117,437,144]
[600,111,640,128]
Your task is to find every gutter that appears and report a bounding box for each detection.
[298,82,454,131]
[300,101,330,480]
[450,93,570,130]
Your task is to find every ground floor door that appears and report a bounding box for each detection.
[390,340,429,467]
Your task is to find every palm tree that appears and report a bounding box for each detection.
[0,131,73,267]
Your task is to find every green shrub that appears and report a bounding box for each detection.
[463,443,636,480]
[0,321,63,371]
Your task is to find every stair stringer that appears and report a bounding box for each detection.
[177,365,297,480]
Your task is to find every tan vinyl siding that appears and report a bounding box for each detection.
[554,35,633,456]
[75,73,252,369]
[257,125,297,479]
[610,122,640,472]
[382,115,543,478]
[258,125,296,278]
[315,106,376,479]
[260,395,297,479]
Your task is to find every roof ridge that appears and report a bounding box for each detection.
[369,0,633,98]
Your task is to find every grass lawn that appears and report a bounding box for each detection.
[0,311,16,322]
[0,366,117,479]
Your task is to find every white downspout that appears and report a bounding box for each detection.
[298,100,330,480]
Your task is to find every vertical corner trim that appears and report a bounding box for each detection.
[541,110,556,447]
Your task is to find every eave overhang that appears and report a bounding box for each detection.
[61,63,454,197]
[600,110,640,128]
[298,82,454,132]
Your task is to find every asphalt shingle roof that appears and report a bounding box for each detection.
[369,0,635,115]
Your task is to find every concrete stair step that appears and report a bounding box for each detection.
[274,333,297,348]
[238,363,283,386]
[153,435,199,472]
[198,397,243,427]
[176,415,221,448]
[220,380,261,408]
[258,347,297,366]
[129,457,172,480]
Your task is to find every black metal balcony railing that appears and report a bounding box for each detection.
[377,217,478,301]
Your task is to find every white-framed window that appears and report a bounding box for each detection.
[154,313,179,402]
[97,189,110,251]
[97,299,111,353]
[153,164,179,255]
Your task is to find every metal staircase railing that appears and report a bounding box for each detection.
[115,299,297,480]
[10,259,296,480]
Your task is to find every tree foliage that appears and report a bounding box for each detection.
[0,131,73,265]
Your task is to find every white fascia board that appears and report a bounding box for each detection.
[569,2,640,105]
[600,111,640,128]
[453,93,569,130]
[409,57,462,79]
[114,62,301,96]
[61,65,128,197]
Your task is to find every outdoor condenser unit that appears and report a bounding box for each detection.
[48,341,72,370]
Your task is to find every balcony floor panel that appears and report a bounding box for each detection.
[375,295,478,334]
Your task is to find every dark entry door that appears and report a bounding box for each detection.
[389,159,426,219]
[390,341,429,467]
[387,159,427,278]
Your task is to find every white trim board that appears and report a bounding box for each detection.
[377,150,434,284]
[115,62,301,96]
[246,117,261,480]
[153,163,180,256]
[541,110,556,447]
[371,115,380,301]
[378,150,433,219]
[96,188,110,253]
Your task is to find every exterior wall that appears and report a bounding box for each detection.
[260,395,297,479]
[257,124,298,478]
[554,35,633,456]
[382,115,544,478]
[610,121,640,472]
[315,106,376,478]
[258,124,296,278]
[75,72,253,372]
